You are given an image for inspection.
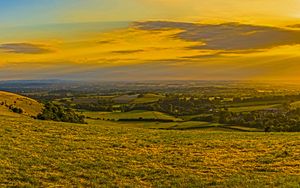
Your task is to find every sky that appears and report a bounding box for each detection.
[1,0,300,81]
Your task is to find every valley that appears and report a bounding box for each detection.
[0,81,300,187]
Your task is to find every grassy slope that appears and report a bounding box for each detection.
[0,115,299,187]
[0,91,43,117]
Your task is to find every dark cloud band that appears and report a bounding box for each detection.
[0,43,52,54]
[112,49,144,54]
[134,21,300,51]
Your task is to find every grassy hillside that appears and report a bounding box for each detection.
[0,91,43,117]
[0,115,299,187]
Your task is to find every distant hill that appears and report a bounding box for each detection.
[0,91,43,117]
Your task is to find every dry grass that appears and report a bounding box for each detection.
[0,91,43,117]
[0,115,299,187]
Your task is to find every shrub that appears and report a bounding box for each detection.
[9,105,23,114]
[37,103,85,124]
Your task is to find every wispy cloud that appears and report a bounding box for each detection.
[181,50,264,59]
[0,43,52,54]
[112,49,144,54]
[97,40,115,44]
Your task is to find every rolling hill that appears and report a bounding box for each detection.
[0,91,299,187]
[0,115,299,187]
[0,91,43,117]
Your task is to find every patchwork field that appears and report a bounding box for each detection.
[83,110,265,132]
[0,115,299,187]
[85,118,264,132]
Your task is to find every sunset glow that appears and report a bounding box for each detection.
[1,0,300,80]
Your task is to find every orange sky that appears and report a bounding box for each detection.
[1,0,300,80]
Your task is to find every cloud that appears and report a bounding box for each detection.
[97,40,115,44]
[0,43,52,54]
[181,49,264,59]
[134,21,300,51]
[112,49,144,54]
[181,53,223,59]
[287,24,300,28]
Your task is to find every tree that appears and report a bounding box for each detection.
[37,103,85,124]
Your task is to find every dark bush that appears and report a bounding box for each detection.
[11,106,23,114]
[8,105,23,114]
[37,103,85,124]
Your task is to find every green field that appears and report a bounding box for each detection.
[1,115,299,187]
[291,101,300,109]
[228,104,281,112]
[83,110,181,121]
[228,101,284,107]
[83,110,266,132]
[180,114,213,121]
[86,118,264,132]
[132,94,165,104]
[113,94,140,103]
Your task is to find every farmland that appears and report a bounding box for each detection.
[3,0,300,185]
[228,104,281,113]
[4,81,300,132]
[83,110,181,121]
[1,81,300,187]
